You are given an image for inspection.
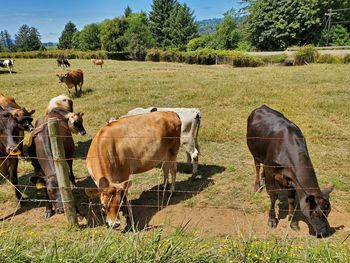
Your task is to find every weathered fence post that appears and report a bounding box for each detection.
[48,118,78,226]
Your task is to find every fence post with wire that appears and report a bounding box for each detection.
[48,118,78,226]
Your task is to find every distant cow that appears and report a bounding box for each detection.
[0,59,14,74]
[57,58,70,68]
[126,107,201,179]
[0,111,23,201]
[247,105,333,237]
[29,107,86,218]
[91,58,103,68]
[56,69,83,95]
[85,112,181,228]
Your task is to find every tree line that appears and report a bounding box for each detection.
[1,0,349,53]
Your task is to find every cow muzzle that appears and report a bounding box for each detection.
[7,146,21,156]
[107,218,121,229]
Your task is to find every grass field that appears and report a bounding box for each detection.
[0,59,349,261]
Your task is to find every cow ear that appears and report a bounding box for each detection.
[322,184,334,198]
[112,180,132,191]
[85,188,101,197]
[150,107,157,112]
[29,109,36,115]
[56,73,59,77]
[79,112,84,117]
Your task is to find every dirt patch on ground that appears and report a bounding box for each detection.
[1,198,349,240]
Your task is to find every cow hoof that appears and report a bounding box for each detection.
[56,208,64,214]
[268,218,278,228]
[290,221,300,231]
[45,210,55,218]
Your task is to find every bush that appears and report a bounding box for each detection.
[145,48,162,62]
[317,54,343,64]
[107,51,130,60]
[260,54,288,64]
[294,45,319,65]
[344,54,350,64]
[231,53,263,67]
[0,50,108,59]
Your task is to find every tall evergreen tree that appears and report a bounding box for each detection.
[4,30,14,50]
[149,0,176,48]
[164,3,198,50]
[0,31,6,51]
[124,6,133,17]
[57,21,77,49]
[15,24,41,51]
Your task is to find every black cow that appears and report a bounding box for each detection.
[57,58,70,68]
[246,105,333,237]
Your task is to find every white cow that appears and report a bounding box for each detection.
[126,107,201,179]
[0,59,14,74]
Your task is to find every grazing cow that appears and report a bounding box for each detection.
[246,105,333,237]
[57,58,70,68]
[0,59,14,74]
[56,69,83,95]
[85,111,181,228]
[126,107,201,179]
[46,94,73,114]
[90,59,103,68]
[0,111,23,201]
[28,107,86,218]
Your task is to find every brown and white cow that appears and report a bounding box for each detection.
[90,59,104,68]
[86,111,181,228]
[247,105,333,237]
[126,107,201,179]
[56,69,83,95]
[46,94,73,114]
[29,97,86,218]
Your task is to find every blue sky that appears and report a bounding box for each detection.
[0,0,241,42]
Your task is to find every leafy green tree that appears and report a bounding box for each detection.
[71,31,81,50]
[99,18,128,51]
[149,0,176,48]
[76,23,101,50]
[163,3,198,50]
[57,21,77,49]
[246,0,338,50]
[212,12,241,50]
[15,24,42,51]
[124,12,155,59]
[187,34,213,51]
[321,25,350,46]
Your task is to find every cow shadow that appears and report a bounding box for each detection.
[70,88,93,99]
[76,163,226,230]
[74,139,92,158]
[0,70,16,75]
[0,171,47,221]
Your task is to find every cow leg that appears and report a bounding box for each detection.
[169,161,177,193]
[74,85,78,95]
[44,189,55,218]
[67,160,77,187]
[288,189,300,231]
[254,159,264,192]
[162,162,170,190]
[9,160,22,202]
[265,169,278,228]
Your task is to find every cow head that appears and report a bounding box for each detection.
[65,112,86,135]
[56,73,68,83]
[12,107,35,132]
[85,178,132,229]
[299,185,334,237]
[47,94,73,114]
[0,111,22,156]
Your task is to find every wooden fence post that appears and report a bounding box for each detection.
[48,118,78,226]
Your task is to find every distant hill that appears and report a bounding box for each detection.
[197,18,222,35]
[43,42,57,49]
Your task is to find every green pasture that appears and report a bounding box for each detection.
[0,59,349,261]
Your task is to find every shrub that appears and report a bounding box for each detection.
[317,54,343,64]
[294,45,319,65]
[231,53,263,67]
[145,48,162,62]
[344,54,350,64]
[260,54,288,64]
[107,51,130,60]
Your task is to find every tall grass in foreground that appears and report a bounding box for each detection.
[0,224,349,262]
